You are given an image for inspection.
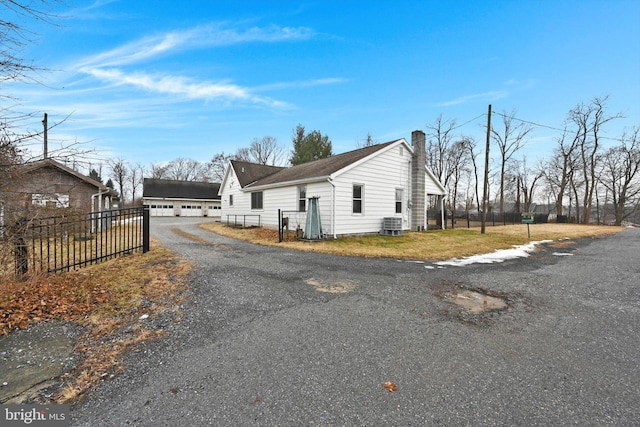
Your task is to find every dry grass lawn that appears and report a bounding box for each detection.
[201,222,623,261]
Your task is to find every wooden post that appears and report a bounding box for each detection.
[42,113,48,159]
[481,104,492,234]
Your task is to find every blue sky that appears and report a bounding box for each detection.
[8,0,640,170]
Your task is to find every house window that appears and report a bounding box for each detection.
[32,193,69,208]
[229,195,233,206]
[353,184,363,214]
[251,191,263,210]
[298,186,306,212]
[395,189,403,214]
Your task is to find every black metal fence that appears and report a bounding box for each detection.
[225,214,261,228]
[6,206,149,278]
[428,210,549,229]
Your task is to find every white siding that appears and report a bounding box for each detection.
[332,143,411,235]
[220,169,255,224]
[218,140,445,236]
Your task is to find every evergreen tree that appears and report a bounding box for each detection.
[89,168,103,183]
[290,124,333,165]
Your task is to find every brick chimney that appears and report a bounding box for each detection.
[411,130,426,231]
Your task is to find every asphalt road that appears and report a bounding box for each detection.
[70,218,640,426]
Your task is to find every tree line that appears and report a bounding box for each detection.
[424,97,640,226]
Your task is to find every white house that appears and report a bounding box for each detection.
[143,178,221,217]
[218,130,446,237]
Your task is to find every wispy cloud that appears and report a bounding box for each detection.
[255,78,348,91]
[76,23,314,68]
[80,67,290,108]
[437,90,508,107]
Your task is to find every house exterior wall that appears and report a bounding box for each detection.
[221,177,334,231]
[332,143,411,235]
[3,165,106,221]
[218,139,445,237]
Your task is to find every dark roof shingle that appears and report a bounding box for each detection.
[236,140,400,188]
[143,178,221,200]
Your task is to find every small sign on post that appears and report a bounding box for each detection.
[521,213,534,238]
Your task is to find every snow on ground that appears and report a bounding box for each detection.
[432,240,553,267]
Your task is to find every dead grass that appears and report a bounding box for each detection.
[201,222,622,261]
[0,237,192,403]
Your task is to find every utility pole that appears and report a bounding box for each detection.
[42,113,48,159]
[481,104,492,234]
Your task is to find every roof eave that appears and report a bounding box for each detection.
[243,176,331,191]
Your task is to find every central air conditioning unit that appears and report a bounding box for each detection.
[381,217,403,236]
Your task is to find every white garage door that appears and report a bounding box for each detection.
[180,204,203,217]
[150,204,175,216]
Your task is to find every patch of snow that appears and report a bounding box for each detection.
[424,266,435,270]
[434,240,553,267]
[139,314,149,320]
[552,252,574,256]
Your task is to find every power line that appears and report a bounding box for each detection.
[490,110,625,142]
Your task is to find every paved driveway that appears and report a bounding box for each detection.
[71,218,640,426]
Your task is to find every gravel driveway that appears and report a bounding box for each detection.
[70,218,640,426]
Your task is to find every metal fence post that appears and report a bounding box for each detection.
[13,218,29,277]
[143,205,150,253]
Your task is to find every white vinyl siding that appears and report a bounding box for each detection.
[217,139,444,236]
[331,142,411,235]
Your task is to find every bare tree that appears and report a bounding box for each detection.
[572,96,622,223]
[129,162,145,205]
[356,132,377,148]
[517,157,543,213]
[108,158,129,206]
[1,0,59,90]
[208,152,233,182]
[490,110,533,214]
[164,158,210,181]
[150,162,169,179]
[426,114,458,190]
[600,128,640,225]
[543,127,580,218]
[248,136,284,165]
[447,139,471,221]
[464,137,482,212]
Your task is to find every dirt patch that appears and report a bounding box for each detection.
[171,228,235,251]
[548,240,576,249]
[305,278,355,294]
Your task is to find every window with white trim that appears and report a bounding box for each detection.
[251,191,263,210]
[298,186,306,212]
[395,188,403,214]
[32,193,69,208]
[353,184,363,214]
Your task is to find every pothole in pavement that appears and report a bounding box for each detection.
[448,289,507,314]
[431,282,521,325]
[305,278,356,294]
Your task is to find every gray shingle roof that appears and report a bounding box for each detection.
[229,161,285,187]
[143,178,221,200]
[235,140,400,189]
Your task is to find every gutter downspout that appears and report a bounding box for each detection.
[440,195,446,230]
[91,188,104,233]
[329,178,337,239]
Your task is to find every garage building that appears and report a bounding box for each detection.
[142,178,221,217]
